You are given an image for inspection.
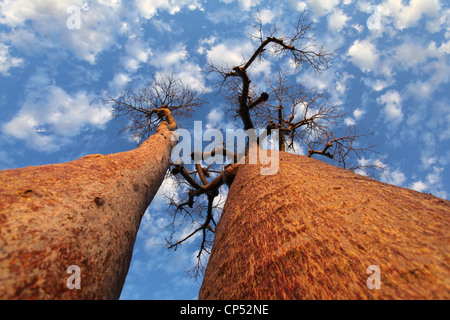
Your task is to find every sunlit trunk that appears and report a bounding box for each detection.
[0,124,175,299]
[200,151,450,299]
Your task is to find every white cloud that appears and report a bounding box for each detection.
[336,72,354,96]
[122,38,152,72]
[410,180,428,192]
[354,156,387,177]
[426,166,443,185]
[426,8,450,33]
[301,70,352,105]
[304,0,340,18]
[258,8,276,24]
[378,90,403,124]
[97,0,121,9]
[206,108,234,131]
[353,108,365,119]
[405,81,433,100]
[0,43,23,75]
[379,0,441,30]
[421,154,437,169]
[405,57,450,101]
[344,117,356,126]
[376,160,407,186]
[206,41,254,67]
[0,0,202,66]
[2,77,112,152]
[424,59,450,85]
[220,0,262,11]
[362,78,392,91]
[438,40,450,54]
[0,28,53,57]
[0,0,123,64]
[0,0,68,26]
[207,108,224,124]
[171,62,208,93]
[327,9,350,33]
[293,1,308,12]
[149,44,207,93]
[386,168,406,186]
[395,42,428,70]
[150,44,189,68]
[197,36,217,55]
[205,39,273,84]
[428,101,450,141]
[135,0,167,18]
[152,19,174,34]
[352,24,364,33]
[109,72,132,93]
[409,166,446,198]
[347,39,379,72]
[409,167,444,192]
[301,70,331,91]
[136,0,203,19]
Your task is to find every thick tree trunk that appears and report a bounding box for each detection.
[0,124,175,299]
[199,151,450,299]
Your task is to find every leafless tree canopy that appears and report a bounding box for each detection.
[107,73,204,143]
[109,14,383,279]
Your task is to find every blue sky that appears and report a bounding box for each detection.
[0,0,449,299]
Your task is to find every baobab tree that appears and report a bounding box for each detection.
[0,75,201,299]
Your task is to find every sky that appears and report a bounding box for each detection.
[0,0,449,300]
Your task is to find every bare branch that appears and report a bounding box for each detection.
[306,126,381,176]
[106,73,204,142]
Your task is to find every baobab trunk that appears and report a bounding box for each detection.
[0,122,175,299]
[199,151,450,299]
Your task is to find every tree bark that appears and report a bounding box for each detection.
[199,151,450,299]
[0,123,175,300]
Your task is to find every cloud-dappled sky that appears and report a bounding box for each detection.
[1,0,449,299]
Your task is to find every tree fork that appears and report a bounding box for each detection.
[0,122,176,299]
[199,151,450,299]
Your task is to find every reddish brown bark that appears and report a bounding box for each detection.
[199,151,450,300]
[0,123,175,299]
